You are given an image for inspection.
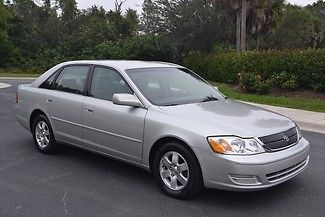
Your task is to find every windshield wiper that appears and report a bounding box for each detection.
[202,96,219,102]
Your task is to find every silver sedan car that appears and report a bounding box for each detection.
[15,61,310,198]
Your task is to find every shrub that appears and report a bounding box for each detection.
[183,49,325,93]
[270,71,299,90]
[183,52,210,78]
[238,72,271,94]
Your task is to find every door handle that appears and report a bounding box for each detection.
[85,108,93,113]
[47,99,53,103]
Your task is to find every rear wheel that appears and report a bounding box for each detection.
[32,114,57,154]
[153,142,203,199]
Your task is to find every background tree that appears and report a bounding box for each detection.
[267,5,315,49]
[141,0,165,34]
[141,0,226,52]
[306,0,325,48]
[114,0,127,13]
[125,9,140,35]
[0,2,12,67]
[223,0,248,52]
[248,0,284,50]
[0,0,324,72]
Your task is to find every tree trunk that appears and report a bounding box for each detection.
[240,0,247,52]
[256,34,261,50]
[236,10,241,53]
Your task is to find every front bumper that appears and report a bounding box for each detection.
[194,137,310,191]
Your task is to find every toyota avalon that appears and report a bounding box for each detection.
[15,61,310,198]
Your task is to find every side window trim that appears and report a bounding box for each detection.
[52,64,91,95]
[83,65,94,96]
[85,65,95,97]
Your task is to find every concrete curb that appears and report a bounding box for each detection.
[295,121,325,134]
[0,82,12,89]
[242,101,325,134]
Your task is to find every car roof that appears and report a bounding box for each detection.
[61,60,182,71]
[31,60,184,90]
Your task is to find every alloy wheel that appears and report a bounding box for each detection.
[35,121,50,148]
[159,151,189,191]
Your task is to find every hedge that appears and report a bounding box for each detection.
[183,49,325,93]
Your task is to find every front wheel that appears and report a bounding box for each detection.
[153,142,203,199]
[32,114,57,154]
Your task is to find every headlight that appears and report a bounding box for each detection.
[296,125,302,140]
[207,137,265,155]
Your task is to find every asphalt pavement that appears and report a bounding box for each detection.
[1,79,325,217]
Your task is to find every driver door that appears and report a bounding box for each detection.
[82,66,147,163]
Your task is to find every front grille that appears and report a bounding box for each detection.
[266,157,308,183]
[259,127,298,151]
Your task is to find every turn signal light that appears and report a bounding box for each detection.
[208,138,232,154]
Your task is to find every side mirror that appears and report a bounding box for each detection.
[112,93,143,108]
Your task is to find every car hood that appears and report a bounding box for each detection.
[158,99,295,138]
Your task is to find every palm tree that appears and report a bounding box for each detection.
[224,0,248,52]
[249,0,284,50]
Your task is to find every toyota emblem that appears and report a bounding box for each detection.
[283,135,289,142]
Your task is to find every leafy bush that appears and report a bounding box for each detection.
[238,72,271,94]
[183,52,210,78]
[212,42,235,53]
[270,71,299,90]
[183,49,325,93]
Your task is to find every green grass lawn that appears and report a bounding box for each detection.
[211,82,325,113]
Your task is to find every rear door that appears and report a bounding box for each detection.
[82,66,147,163]
[42,65,90,145]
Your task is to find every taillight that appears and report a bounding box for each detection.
[16,93,19,103]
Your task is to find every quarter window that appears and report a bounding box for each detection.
[39,71,57,89]
[53,66,89,94]
[90,67,133,101]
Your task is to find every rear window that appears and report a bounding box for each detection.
[53,66,89,94]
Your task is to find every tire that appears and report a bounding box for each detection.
[152,142,203,199]
[32,114,57,154]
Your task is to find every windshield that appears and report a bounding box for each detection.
[125,67,226,106]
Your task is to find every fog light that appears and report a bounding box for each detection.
[228,174,261,186]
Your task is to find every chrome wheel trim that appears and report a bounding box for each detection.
[35,121,50,149]
[159,151,189,191]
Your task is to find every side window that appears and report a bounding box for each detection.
[90,67,133,101]
[39,71,58,89]
[53,66,89,94]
